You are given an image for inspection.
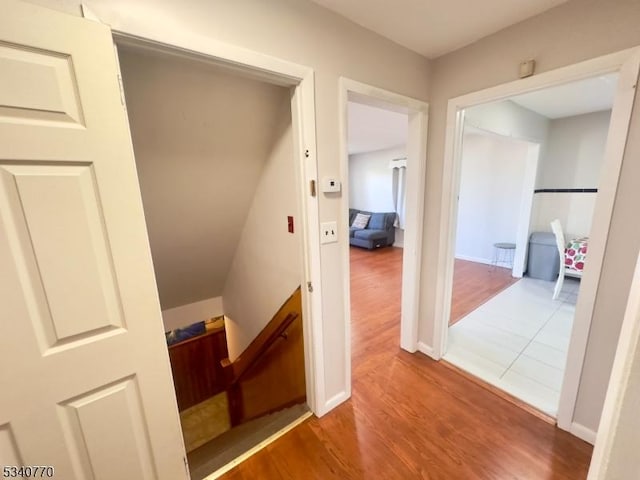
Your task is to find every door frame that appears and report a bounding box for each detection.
[433,47,640,437]
[112,32,328,416]
[338,78,428,359]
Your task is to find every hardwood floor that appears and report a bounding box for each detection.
[219,246,592,479]
[450,258,520,325]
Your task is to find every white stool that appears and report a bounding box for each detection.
[492,242,516,269]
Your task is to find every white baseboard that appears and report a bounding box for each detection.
[454,254,493,265]
[161,296,224,331]
[417,341,438,360]
[317,391,350,417]
[570,421,597,445]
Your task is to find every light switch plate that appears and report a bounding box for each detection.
[320,221,338,244]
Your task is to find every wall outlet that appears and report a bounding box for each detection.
[320,221,338,244]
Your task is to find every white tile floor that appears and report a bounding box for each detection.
[443,276,580,417]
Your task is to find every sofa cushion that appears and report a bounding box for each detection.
[353,229,388,240]
[349,226,360,238]
[349,209,358,225]
[351,213,370,229]
[368,213,386,230]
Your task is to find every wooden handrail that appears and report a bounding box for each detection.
[226,312,298,386]
[221,286,302,386]
[221,286,304,426]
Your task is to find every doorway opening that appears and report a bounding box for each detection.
[450,126,540,326]
[346,99,408,364]
[338,80,428,387]
[444,75,618,416]
[435,48,640,436]
[117,41,313,479]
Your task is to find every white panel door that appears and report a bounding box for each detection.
[0,2,188,478]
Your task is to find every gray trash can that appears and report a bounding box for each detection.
[527,232,560,281]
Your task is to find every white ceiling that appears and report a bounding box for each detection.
[348,101,408,154]
[310,0,568,58]
[509,73,618,119]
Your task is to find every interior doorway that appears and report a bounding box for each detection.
[445,74,619,417]
[449,127,540,326]
[346,99,408,368]
[435,49,640,436]
[339,80,428,366]
[116,40,314,479]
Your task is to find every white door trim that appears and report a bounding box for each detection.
[588,252,640,478]
[112,33,327,415]
[433,47,640,431]
[338,78,428,358]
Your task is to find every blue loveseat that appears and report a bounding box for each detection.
[349,208,396,249]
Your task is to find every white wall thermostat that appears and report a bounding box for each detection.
[322,177,341,193]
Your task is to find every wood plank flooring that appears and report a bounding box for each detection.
[450,258,519,325]
[219,246,592,479]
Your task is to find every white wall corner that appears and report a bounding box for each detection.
[417,341,438,360]
[570,422,597,445]
[161,296,224,331]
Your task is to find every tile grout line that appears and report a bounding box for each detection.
[500,367,562,396]
[499,299,566,379]
[519,351,565,373]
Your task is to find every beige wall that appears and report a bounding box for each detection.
[31,0,430,405]
[119,48,290,310]
[223,97,301,361]
[424,0,640,431]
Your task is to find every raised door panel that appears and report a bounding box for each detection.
[0,163,125,353]
[59,378,156,480]
[0,42,84,125]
